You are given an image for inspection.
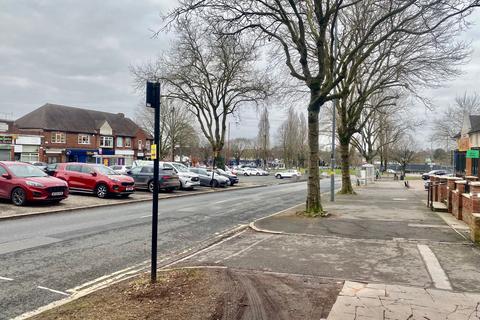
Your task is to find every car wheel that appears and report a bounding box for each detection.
[95,184,108,198]
[275,174,282,179]
[211,180,219,188]
[11,188,27,206]
[226,180,231,186]
[148,180,155,193]
[256,172,260,176]
[244,173,248,176]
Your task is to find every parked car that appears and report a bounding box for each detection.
[132,160,200,190]
[110,165,132,175]
[26,161,48,172]
[189,167,229,187]
[275,169,301,179]
[126,165,180,192]
[256,168,269,176]
[53,163,135,198]
[161,162,200,190]
[237,167,258,176]
[214,168,239,186]
[386,169,396,174]
[0,161,69,206]
[422,170,448,180]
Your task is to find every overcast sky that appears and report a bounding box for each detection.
[1,1,480,147]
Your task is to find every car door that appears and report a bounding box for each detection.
[128,166,144,187]
[139,166,154,188]
[0,164,11,198]
[80,165,97,191]
[65,164,82,189]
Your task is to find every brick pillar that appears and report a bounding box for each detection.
[430,175,439,202]
[466,158,473,176]
[465,175,479,182]
[453,180,467,220]
[438,176,448,203]
[447,177,462,213]
[471,213,480,243]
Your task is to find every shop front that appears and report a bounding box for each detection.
[14,135,42,162]
[115,149,135,166]
[66,149,98,163]
[45,148,65,164]
[0,135,13,161]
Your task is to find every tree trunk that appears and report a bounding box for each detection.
[339,140,355,194]
[306,109,323,213]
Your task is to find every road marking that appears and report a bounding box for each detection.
[0,276,13,281]
[417,244,452,290]
[214,199,231,204]
[139,215,150,218]
[215,235,272,263]
[408,224,451,229]
[37,286,70,296]
[392,198,407,201]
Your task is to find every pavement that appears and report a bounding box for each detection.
[0,177,326,320]
[171,179,480,319]
[0,174,305,220]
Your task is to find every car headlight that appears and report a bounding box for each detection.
[26,181,44,188]
[109,177,120,182]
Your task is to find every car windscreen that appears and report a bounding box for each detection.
[93,165,118,175]
[7,164,48,178]
[172,163,189,172]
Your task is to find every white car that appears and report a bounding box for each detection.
[110,165,132,175]
[275,169,301,179]
[238,167,258,176]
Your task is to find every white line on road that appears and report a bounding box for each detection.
[0,276,13,281]
[37,286,70,296]
[417,244,452,290]
[215,235,272,263]
[408,224,451,229]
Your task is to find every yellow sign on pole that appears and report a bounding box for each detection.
[150,144,157,160]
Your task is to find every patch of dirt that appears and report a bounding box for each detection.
[31,268,342,320]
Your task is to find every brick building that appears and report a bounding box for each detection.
[454,114,480,176]
[8,103,152,165]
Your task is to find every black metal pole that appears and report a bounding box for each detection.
[151,83,160,283]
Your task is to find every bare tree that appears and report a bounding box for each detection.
[167,0,480,214]
[230,138,254,165]
[132,16,270,166]
[135,99,198,160]
[257,107,270,169]
[391,136,417,176]
[432,92,480,150]
[277,107,306,169]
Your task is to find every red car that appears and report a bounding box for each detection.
[0,161,69,206]
[53,163,135,198]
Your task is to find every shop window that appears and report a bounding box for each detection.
[116,137,124,147]
[100,136,113,148]
[473,158,479,176]
[125,137,132,148]
[454,151,466,175]
[51,132,66,144]
[20,153,39,162]
[78,134,90,145]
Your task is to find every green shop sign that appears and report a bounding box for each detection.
[0,135,12,145]
[466,149,480,158]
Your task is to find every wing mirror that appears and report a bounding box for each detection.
[91,171,97,176]
[2,173,11,179]
[126,170,132,175]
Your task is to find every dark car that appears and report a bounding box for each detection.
[126,165,180,192]
[189,168,229,187]
[0,161,69,206]
[422,170,448,180]
[215,168,239,186]
[53,162,135,198]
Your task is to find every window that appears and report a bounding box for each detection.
[100,136,113,148]
[78,134,90,145]
[141,166,153,174]
[80,165,94,174]
[66,164,82,172]
[116,137,123,147]
[0,166,7,175]
[125,137,132,148]
[51,132,66,144]
[138,140,142,150]
[20,153,39,162]
[130,167,142,174]
[146,141,151,149]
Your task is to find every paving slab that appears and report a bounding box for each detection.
[327,281,480,320]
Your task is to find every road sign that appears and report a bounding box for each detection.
[150,144,157,160]
[466,149,479,158]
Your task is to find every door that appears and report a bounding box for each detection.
[80,165,97,191]
[128,166,144,188]
[65,164,83,189]
[138,166,154,188]
[0,165,11,198]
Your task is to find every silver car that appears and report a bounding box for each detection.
[189,168,229,187]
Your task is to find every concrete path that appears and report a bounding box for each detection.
[173,180,480,319]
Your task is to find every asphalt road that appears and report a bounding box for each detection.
[0,179,336,319]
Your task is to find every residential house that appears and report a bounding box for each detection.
[11,103,152,165]
[454,114,480,176]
